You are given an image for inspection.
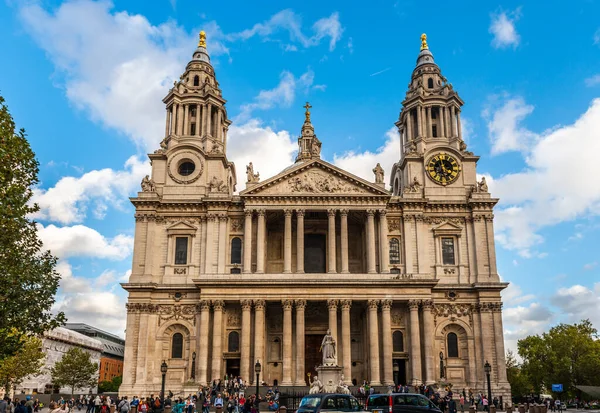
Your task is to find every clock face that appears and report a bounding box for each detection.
[427,153,461,185]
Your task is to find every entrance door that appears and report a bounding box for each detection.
[393,359,407,385]
[226,359,240,378]
[305,335,322,380]
[305,234,326,273]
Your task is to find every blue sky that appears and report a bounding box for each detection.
[1,0,600,349]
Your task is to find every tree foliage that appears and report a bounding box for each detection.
[98,376,122,393]
[51,347,99,395]
[517,320,600,397]
[0,95,65,361]
[0,330,45,392]
[506,350,532,398]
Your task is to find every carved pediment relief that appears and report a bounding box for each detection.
[166,221,198,236]
[241,160,390,196]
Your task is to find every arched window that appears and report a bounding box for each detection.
[228,331,240,352]
[393,331,404,352]
[171,333,183,359]
[193,75,200,86]
[389,238,401,264]
[231,237,242,264]
[447,332,459,358]
[427,78,434,88]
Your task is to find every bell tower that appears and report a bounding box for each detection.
[390,34,482,200]
[295,102,322,162]
[146,31,237,199]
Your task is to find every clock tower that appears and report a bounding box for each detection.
[390,34,482,201]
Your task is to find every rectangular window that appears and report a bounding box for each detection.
[190,123,196,135]
[432,125,438,138]
[441,237,455,265]
[175,237,188,265]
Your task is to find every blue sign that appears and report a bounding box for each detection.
[552,384,563,392]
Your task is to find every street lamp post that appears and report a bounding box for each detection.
[191,352,196,380]
[484,361,492,411]
[161,360,168,409]
[255,360,262,411]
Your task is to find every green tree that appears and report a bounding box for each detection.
[51,347,99,395]
[98,376,122,393]
[505,350,532,398]
[0,95,65,361]
[518,320,600,397]
[0,331,45,392]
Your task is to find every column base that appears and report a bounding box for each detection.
[283,270,291,274]
[368,270,377,274]
[341,270,350,274]
[370,381,382,386]
[328,270,337,274]
[294,380,307,386]
[280,380,294,386]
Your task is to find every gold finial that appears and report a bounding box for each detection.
[198,30,206,48]
[420,33,428,51]
[303,102,312,121]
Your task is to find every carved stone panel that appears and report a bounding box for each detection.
[259,170,368,195]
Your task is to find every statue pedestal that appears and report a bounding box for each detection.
[317,364,343,393]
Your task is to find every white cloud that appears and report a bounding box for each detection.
[237,69,316,122]
[502,282,535,306]
[18,0,200,151]
[583,262,598,271]
[483,95,536,155]
[486,97,600,257]
[370,68,391,77]
[503,302,553,352]
[333,127,399,185]
[229,9,344,51]
[347,37,354,54]
[489,8,521,49]
[54,291,127,335]
[56,260,91,294]
[32,156,149,225]
[38,224,134,260]
[227,119,297,188]
[553,283,600,326]
[585,74,600,87]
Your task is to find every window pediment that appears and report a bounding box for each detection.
[432,221,462,237]
[167,221,197,236]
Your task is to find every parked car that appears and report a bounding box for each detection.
[297,394,364,413]
[366,393,441,413]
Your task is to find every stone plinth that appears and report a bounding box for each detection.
[317,364,343,393]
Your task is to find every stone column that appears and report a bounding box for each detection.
[381,299,394,385]
[256,209,266,274]
[281,299,294,385]
[379,210,389,273]
[198,300,210,385]
[295,299,307,385]
[211,300,225,381]
[367,299,381,385]
[450,106,456,137]
[216,108,223,141]
[340,209,349,274]
[283,209,292,273]
[479,304,494,382]
[183,104,189,135]
[202,103,208,136]
[422,300,435,384]
[340,300,352,384]
[243,210,252,273]
[196,104,201,136]
[296,210,305,273]
[327,299,338,346]
[457,110,462,139]
[426,107,432,138]
[366,210,377,273]
[165,107,170,137]
[403,215,414,274]
[253,300,266,384]
[200,217,207,274]
[440,107,446,138]
[177,103,184,136]
[408,300,422,384]
[416,106,423,138]
[327,209,337,273]
[493,303,508,382]
[217,214,227,274]
[240,300,252,382]
[407,110,413,142]
[204,214,215,273]
[207,103,213,137]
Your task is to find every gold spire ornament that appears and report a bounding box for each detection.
[420,33,428,51]
[198,30,206,48]
[303,102,312,121]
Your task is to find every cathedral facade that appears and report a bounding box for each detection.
[121,32,510,399]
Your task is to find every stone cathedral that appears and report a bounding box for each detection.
[121,32,511,400]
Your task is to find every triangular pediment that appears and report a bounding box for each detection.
[240,159,390,197]
[166,221,198,231]
[432,221,462,235]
